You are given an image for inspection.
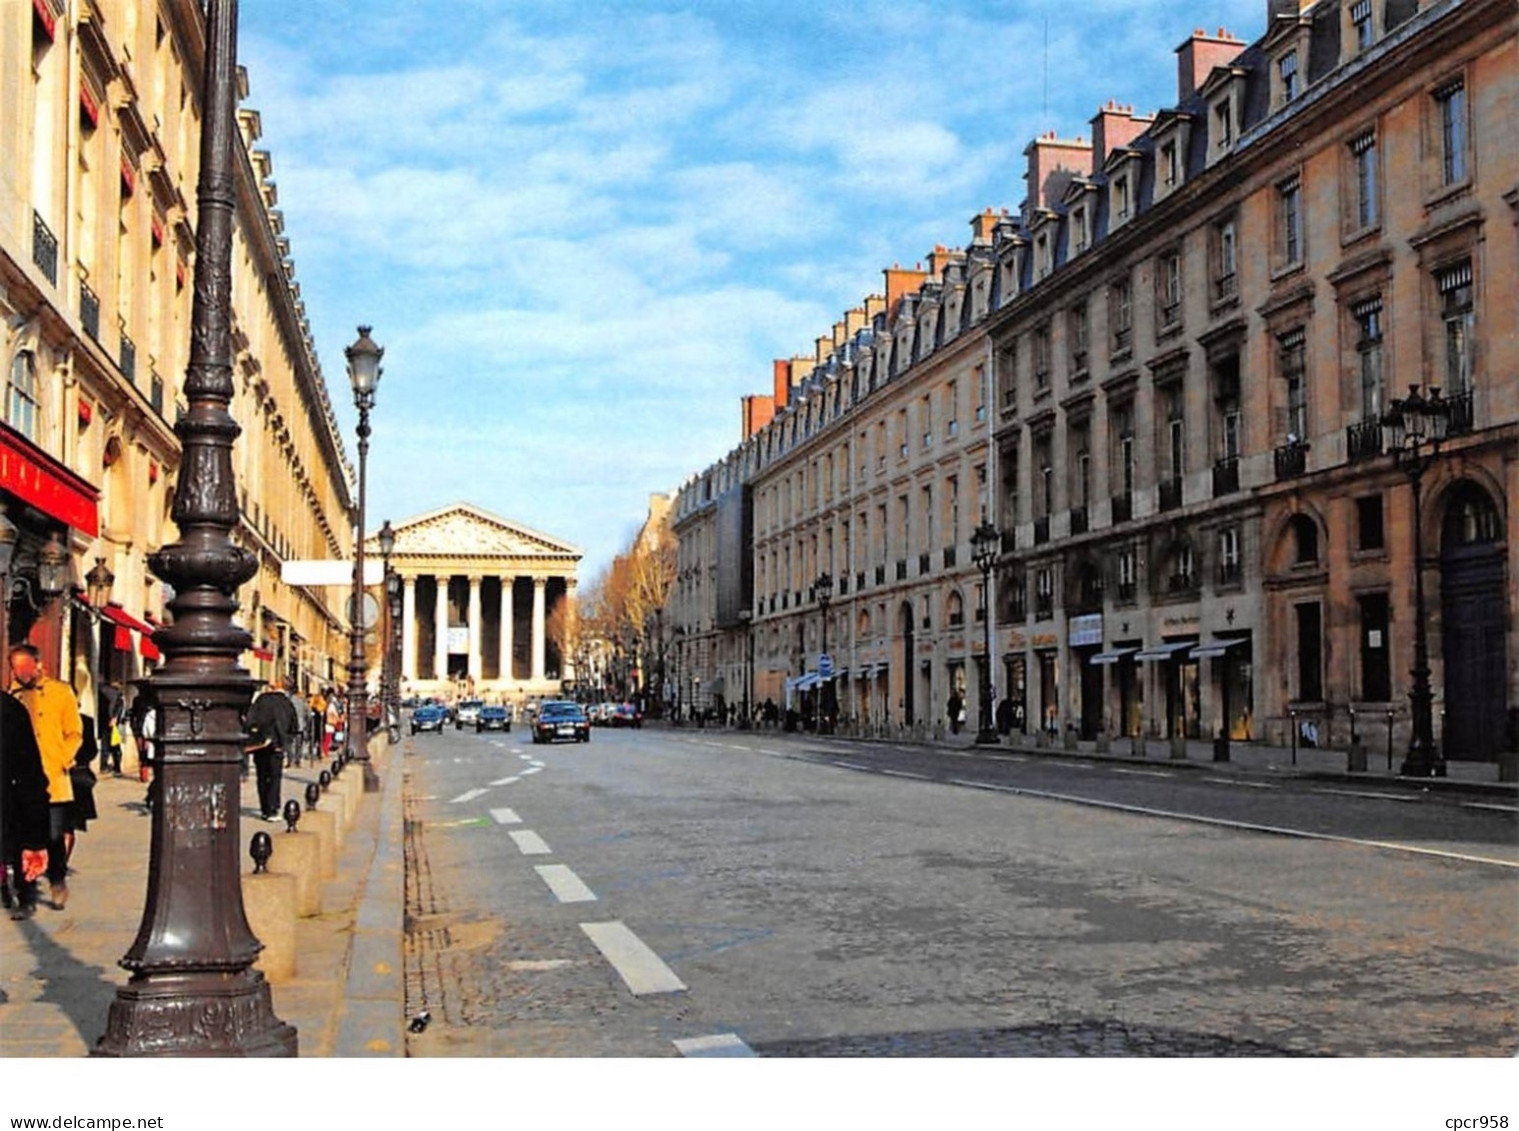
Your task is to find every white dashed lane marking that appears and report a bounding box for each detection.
[580,921,686,995]
[489,807,521,825]
[535,864,597,903]
[674,1034,755,1058]
[509,830,552,855]
[449,788,488,804]
[489,776,520,786]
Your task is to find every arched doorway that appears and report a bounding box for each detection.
[897,601,915,725]
[1439,481,1506,761]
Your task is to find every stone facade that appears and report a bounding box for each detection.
[671,0,1518,762]
[1,1,354,701]
[374,504,580,705]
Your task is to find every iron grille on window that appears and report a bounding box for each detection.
[119,331,137,384]
[1446,388,1474,436]
[875,565,886,585]
[1218,559,1242,586]
[1033,515,1050,545]
[32,212,58,284]
[1346,418,1383,462]
[1000,529,1017,553]
[942,545,957,569]
[856,570,866,592]
[1111,492,1133,524]
[918,553,931,576]
[150,373,164,416]
[1212,457,1239,497]
[895,559,908,581]
[1069,506,1088,535]
[80,282,100,341]
[1158,476,1183,512]
[1274,440,1308,480]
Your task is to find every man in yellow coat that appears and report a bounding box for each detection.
[8,643,82,910]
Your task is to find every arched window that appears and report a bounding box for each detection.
[1288,513,1319,564]
[6,350,41,441]
[946,590,965,627]
[1442,483,1501,548]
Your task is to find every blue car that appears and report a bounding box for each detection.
[476,704,511,733]
[410,703,446,735]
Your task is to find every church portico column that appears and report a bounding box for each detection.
[402,574,417,681]
[531,576,547,683]
[434,573,449,682]
[467,575,482,681]
[499,575,515,685]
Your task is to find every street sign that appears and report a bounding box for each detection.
[282,559,384,586]
[819,653,833,679]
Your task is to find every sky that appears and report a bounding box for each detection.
[236,0,1267,581]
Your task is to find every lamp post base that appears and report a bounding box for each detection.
[1399,753,1447,778]
[95,972,297,1057]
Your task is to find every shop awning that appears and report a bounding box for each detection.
[0,421,98,535]
[1089,647,1139,666]
[1134,640,1197,662]
[101,604,154,635]
[1190,638,1250,660]
[140,636,161,661]
[251,647,275,662]
[794,672,821,690]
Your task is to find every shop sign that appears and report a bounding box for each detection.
[1031,632,1059,648]
[0,425,98,534]
[1069,613,1103,647]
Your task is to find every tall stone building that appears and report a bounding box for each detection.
[1,1,355,707]
[670,0,1517,768]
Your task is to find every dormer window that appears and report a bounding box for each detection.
[1278,50,1299,104]
[1161,141,1179,188]
[1213,99,1232,151]
[1112,174,1130,223]
[1071,206,1088,255]
[1035,231,1051,280]
[1350,0,1374,52]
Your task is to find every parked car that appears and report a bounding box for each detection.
[476,704,511,732]
[532,700,590,744]
[410,703,446,735]
[455,698,484,729]
[610,702,643,728]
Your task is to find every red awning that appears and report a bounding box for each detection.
[113,626,133,652]
[101,604,154,635]
[140,637,161,662]
[252,648,275,662]
[0,423,98,535]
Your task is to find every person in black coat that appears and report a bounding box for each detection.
[244,681,298,822]
[2,689,54,918]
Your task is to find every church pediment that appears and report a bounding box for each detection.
[373,504,581,561]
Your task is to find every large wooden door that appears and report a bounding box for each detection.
[1440,484,1507,761]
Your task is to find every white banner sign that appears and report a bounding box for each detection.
[282,560,384,586]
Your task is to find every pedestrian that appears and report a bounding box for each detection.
[8,643,83,911]
[947,690,964,735]
[63,716,100,862]
[288,686,311,767]
[129,688,158,808]
[323,689,341,757]
[1,689,52,920]
[244,679,299,822]
[99,679,126,775]
[996,696,1014,737]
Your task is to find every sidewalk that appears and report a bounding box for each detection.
[663,718,1518,797]
[0,734,405,1058]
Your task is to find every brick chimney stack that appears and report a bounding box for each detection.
[1090,101,1153,169]
[772,358,791,410]
[1023,132,1093,213]
[1176,27,1245,100]
[883,263,929,312]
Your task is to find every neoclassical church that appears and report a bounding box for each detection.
[371,504,580,702]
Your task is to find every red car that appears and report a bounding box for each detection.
[610,702,643,728]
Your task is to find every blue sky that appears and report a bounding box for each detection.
[237,0,1265,578]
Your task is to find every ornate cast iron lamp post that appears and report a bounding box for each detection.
[377,519,400,742]
[815,572,834,734]
[972,519,1001,746]
[1384,385,1452,777]
[344,326,383,792]
[96,0,296,1056]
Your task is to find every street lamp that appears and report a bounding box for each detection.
[377,519,400,742]
[815,571,834,734]
[345,325,383,792]
[737,609,753,729]
[97,0,297,1057]
[971,519,1001,746]
[1384,384,1452,777]
[85,557,115,610]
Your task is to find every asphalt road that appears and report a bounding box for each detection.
[400,723,1518,1057]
